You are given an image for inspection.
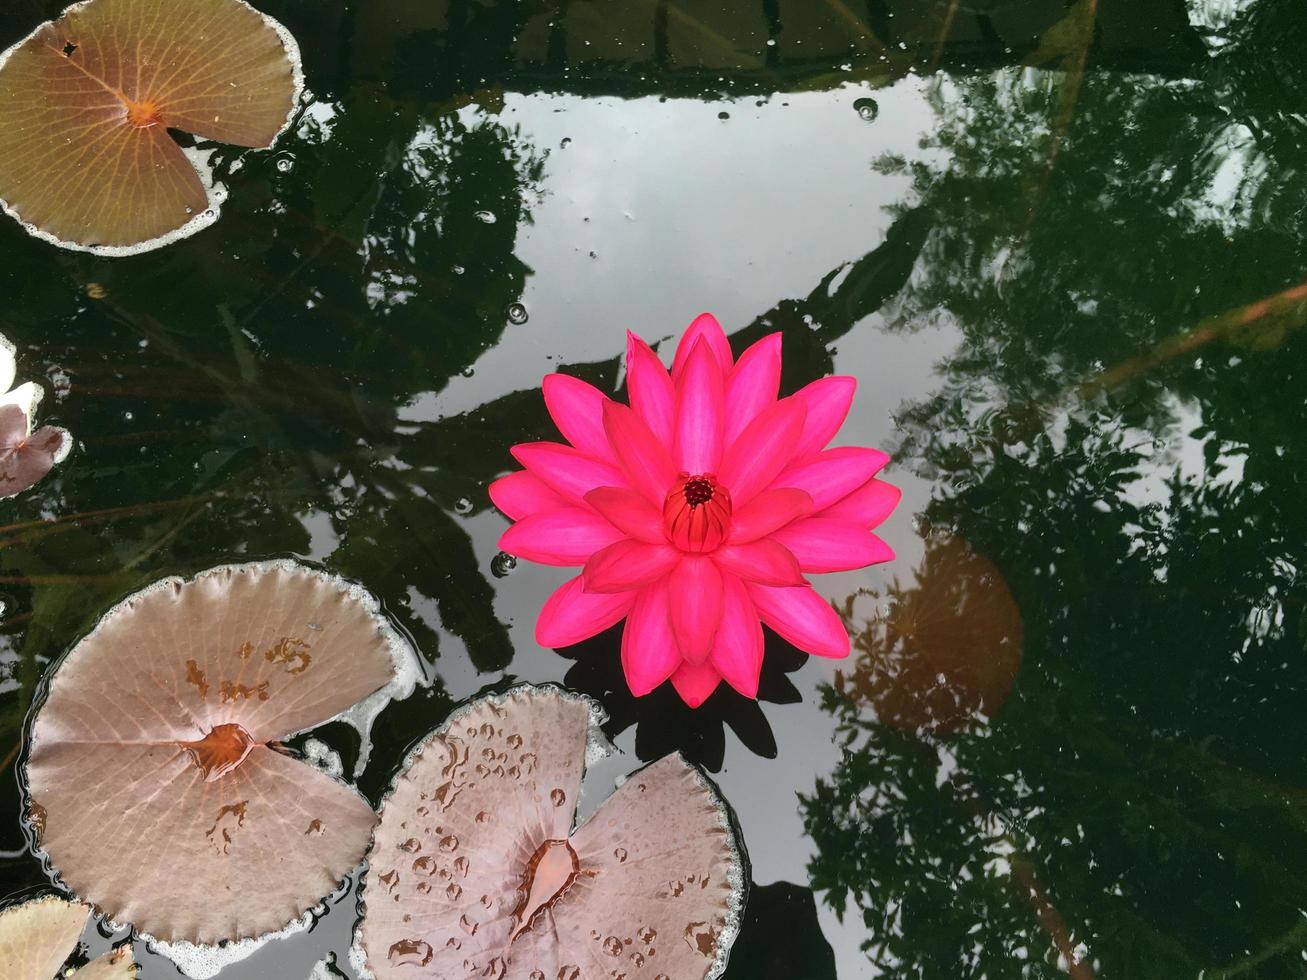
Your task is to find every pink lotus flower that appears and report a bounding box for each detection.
[491,313,900,707]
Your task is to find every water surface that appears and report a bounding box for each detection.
[2,0,1306,977]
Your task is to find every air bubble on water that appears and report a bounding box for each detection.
[491,552,518,578]
[275,155,295,173]
[461,366,476,377]
[454,497,473,515]
[475,210,497,224]
[717,111,730,121]
[507,303,529,325]
[853,97,879,121]
[123,411,133,422]
[766,38,776,46]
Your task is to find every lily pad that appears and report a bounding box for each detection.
[359,686,745,980]
[0,896,136,980]
[0,335,69,498]
[0,0,302,254]
[25,560,405,944]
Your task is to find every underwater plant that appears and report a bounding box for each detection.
[24,561,408,944]
[0,0,302,254]
[492,313,899,706]
[0,335,70,498]
[0,896,135,979]
[358,685,744,980]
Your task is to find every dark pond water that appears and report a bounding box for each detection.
[3,0,1307,976]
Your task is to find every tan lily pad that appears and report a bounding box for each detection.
[26,560,404,945]
[0,896,136,980]
[0,0,302,254]
[358,686,744,980]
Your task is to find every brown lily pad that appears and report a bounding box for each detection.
[359,686,745,980]
[836,534,1025,735]
[0,0,302,254]
[26,561,404,944]
[0,896,136,980]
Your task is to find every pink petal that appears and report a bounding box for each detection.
[724,333,781,444]
[668,555,723,664]
[584,540,679,593]
[602,402,677,505]
[542,374,614,461]
[820,476,902,529]
[670,660,722,708]
[710,573,764,698]
[771,519,896,573]
[488,471,566,520]
[717,398,807,506]
[791,376,856,459]
[621,582,682,696]
[773,446,889,511]
[674,338,725,474]
[671,312,733,381]
[713,540,804,586]
[626,332,675,446]
[728,487,814,543]
[499,508,625,566]
[747,583,850,658]
[584,486,665,544]
[537,575,636,647]
[512,441,628,504]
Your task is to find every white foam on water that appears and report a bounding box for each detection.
[146,907,316,979]
[301,736,345,779]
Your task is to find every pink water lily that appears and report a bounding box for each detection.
[492,313,900,707]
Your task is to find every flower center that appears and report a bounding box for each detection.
[664,472,732,553]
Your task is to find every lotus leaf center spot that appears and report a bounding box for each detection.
[509,838,580,941]
[180,722,257,781]
[125,98,163,128]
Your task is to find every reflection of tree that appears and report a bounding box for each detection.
[835,533,1023,736]
[799,2,1307,975]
